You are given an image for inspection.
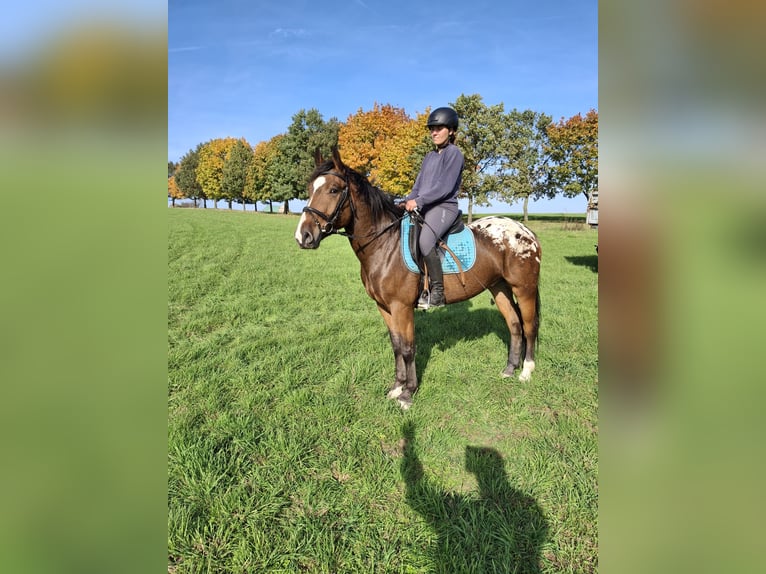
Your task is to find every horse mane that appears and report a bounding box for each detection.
[310,159,403,226]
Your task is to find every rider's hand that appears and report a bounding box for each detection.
[404,199,418,212]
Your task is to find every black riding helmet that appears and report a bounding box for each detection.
[427,107,459,131]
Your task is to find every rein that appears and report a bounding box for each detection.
[302,171,406,253]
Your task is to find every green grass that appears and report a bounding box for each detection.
[168,209,598,573]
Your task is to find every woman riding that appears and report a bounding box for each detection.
[403,106,465,309]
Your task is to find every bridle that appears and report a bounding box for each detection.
[302,169,407,252]
[301,170,356,238]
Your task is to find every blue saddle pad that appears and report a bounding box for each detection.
[400,215,476,274]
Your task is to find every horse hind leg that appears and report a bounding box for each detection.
[514,288,540,382]
[489,283,524,378]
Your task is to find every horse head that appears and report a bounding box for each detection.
[295,147,355,249]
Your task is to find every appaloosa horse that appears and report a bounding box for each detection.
[295,148,541,409]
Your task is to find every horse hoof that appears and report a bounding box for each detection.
[387,385,404,399]
[397,397,412,410]
[519,360,535,382]
[501,369,515,378]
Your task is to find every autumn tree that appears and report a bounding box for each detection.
[221,138,254,210]
[168,175,185,207]
[275,109,339,213]
[244,135,285,213]
[338,103,431,197]
[452,94,508,222]
[196,137,244,208]
[374,110,432,196]
[501,109,553,222]
[546,109,598,201]
[175,145,204,208]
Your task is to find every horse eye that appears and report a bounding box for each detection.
[329,187,339,194]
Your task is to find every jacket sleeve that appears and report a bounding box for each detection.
[403,168,424,202]
[413,146,463,210]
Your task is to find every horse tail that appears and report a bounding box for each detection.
[534,288,541,336]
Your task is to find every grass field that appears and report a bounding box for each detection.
[168,209,598,573]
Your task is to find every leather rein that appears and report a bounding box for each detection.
[302,170,406,253]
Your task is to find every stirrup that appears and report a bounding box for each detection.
[417,290,445,310]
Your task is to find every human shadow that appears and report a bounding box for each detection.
[401,421,547,573]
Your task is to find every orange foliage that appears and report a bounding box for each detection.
[168,175,185,200]
[339,103,430,195]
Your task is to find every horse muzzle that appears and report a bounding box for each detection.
[295,215,322,249]
[296,232,321,249]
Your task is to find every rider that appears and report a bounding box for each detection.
[403,106,464,309]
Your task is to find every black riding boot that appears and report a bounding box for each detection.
[417,248,445,309]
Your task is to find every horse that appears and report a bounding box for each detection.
[294,148,541,410]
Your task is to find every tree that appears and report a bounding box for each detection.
[168,161,177,179]
[175,146,204,208]
[546,109,598,201]
[244,135,284,212]
[221,139,253,210]
[374,110,432,196]
[275,109,339,213]
[452,94,508,222]
[196,137,241,208]
[168,175,185,207]
[339,103,431,196]
[501,109,552,222]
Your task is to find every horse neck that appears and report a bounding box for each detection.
[346,188,401,261]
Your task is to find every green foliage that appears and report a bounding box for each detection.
[221,139,254,208]
[274,109,339,210]
[546,109,598,199]
[452,93,508,215]
[170,99,597,216]
[502,109,554,221]
[168,210,598,573]
[175,145,204,204]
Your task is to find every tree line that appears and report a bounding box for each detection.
[168,94,597,222]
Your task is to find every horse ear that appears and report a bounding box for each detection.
[314,148,323,166]
[331,146,345,173]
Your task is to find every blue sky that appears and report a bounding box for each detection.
[169,0,597,213]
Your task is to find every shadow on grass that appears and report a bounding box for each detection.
[565,254,598,273]
[413,300,514,379]
[401,421,547,573]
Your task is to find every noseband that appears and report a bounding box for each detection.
[302,171,356,237]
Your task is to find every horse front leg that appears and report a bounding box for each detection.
[377,303,417,410]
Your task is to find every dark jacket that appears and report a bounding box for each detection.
[405,143,464,210]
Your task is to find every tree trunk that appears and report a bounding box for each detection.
[282,200,290,214]
[523,196,529,223]
[467,196,474,223]
[228,199,232,210]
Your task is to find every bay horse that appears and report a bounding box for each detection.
[295,148,541,409]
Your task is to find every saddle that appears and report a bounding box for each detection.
[400,211,477,276]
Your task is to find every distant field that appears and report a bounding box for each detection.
[168,209,598,573]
